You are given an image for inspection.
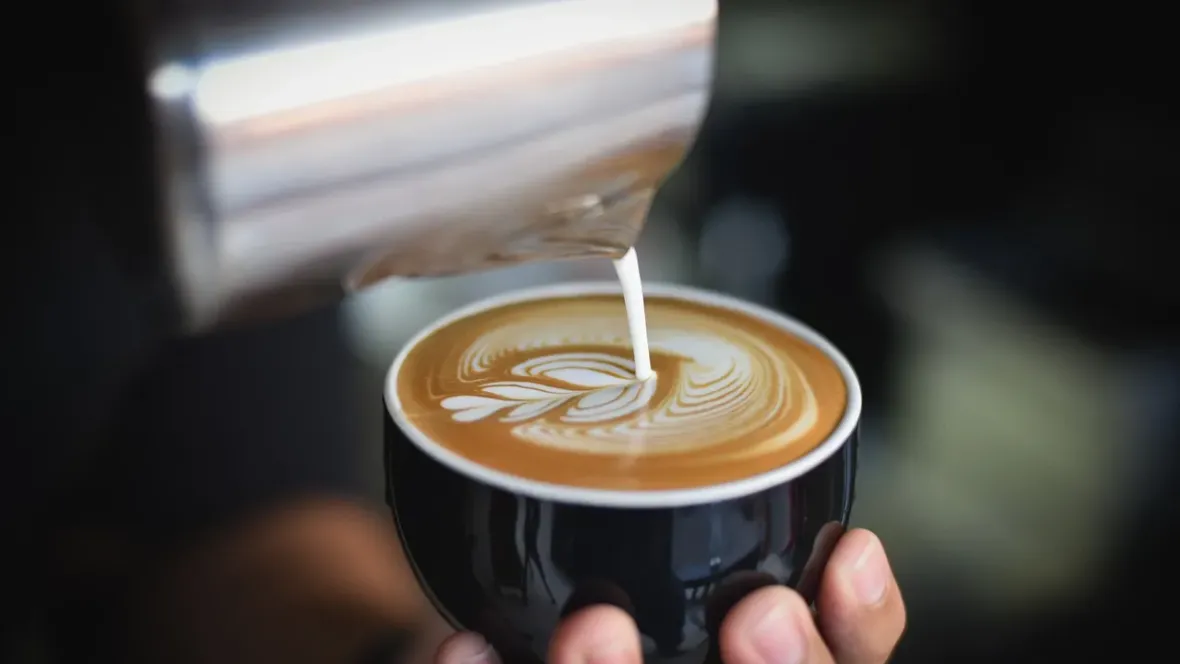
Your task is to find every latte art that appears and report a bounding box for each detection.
[441,352,654,425]
[396,292,848,491]
[441,326,818,460]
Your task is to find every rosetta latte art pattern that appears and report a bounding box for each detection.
[436,311,821,458]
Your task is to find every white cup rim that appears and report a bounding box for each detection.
[385,281,861,508]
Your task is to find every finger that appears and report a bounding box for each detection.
[720,585,835,664]
[796,522,845,603]
[561,580,635,619]
[705,571,777,637]
[435,632,499,664]
[816,529,906,664]
[548,605,643,664]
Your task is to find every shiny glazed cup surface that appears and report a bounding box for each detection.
[384,283,860,664]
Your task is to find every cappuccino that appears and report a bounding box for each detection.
[391,284,850,492]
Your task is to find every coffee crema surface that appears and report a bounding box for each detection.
[396,294,847,491]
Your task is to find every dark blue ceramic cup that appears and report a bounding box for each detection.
[385,283,860,664]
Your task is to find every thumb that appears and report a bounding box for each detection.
[548,605,643,664]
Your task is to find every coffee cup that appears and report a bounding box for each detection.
[384,282,860,663]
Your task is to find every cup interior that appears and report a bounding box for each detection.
[385,281,862,508]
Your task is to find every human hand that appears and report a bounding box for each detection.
[435,528,904,664]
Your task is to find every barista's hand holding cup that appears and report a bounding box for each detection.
[384,277,905,663]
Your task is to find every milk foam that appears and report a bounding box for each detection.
[437,304,821,458]
[612,247,653,381]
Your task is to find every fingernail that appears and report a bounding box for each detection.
[851,535,889,606]
[462,643,498,664]
[585,643,634,664]
[749,600,806,664]
[446,634,499,664]
[583,634,640,664]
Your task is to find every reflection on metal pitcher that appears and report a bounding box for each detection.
[144,0,717,331]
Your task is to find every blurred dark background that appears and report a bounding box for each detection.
[6,0,1179,662]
